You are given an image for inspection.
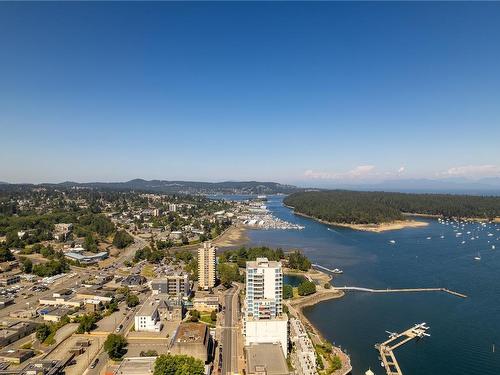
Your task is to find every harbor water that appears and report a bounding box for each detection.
[242,195,500,375]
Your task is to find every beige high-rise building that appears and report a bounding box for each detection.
[198,242,216,290]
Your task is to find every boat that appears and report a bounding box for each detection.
[474,253,481,261]
[389,240,396,244]
[332,268,343,274]
[492,245,496,250]
[426,237,431,240]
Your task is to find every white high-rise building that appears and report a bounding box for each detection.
[245,258,283,319]
[244,257,288,357]
[198,242,216,290]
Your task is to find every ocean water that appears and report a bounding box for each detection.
[243,196,500,375]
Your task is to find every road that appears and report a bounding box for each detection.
[82,233,146,375]
[221,284,240,375]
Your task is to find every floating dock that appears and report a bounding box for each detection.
[375,323,430,375]
[335,286,467,298]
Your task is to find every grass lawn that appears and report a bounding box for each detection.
[141,264,156,278]
[199,313,216,328]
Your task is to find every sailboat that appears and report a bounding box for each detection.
[474,252,481,261]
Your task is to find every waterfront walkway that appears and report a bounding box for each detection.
[335,286,467,298]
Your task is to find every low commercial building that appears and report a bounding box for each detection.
[113,357,156,375]
[85,299,104,313]
[0,321,38,348]
[155,295,184,321]
[0,273,21,287]
[76,289,113,303]
[245,315,289,358]
[40,307,70,323]
[170,323,211,363]
[64,251,108,264]
[2,359,65,375]
[151,274,190,296]
[38,295,83,309]
[245,343,290,375]
[134,299,162,332]
[0,349,35,364]
[192,295,219,312]
[0,297,14,309]
[122,275,147,287]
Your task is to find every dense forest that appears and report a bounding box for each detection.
[284,190,500,224]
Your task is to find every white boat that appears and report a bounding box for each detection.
[492,245,496,250]
[389,240,396,244]
[474,253,481,261]
[426,237,431,240]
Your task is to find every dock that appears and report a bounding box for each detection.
[335,286,467,298]
[375,323,430,375]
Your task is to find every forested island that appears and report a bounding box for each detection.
[284,190,500,231]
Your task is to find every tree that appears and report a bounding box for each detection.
[126,294,140,308]
[0,246,14,262]
[104,334,127,360]
[210,310,217,322]
[324,282,331,289]
[153,354,205,375]
[84,233,99,253]
[113,230,134,249]
[298,280,316,296]
[218,262,241,286]
[76,314,98,333]
[36,324,52,342]
[283,284,293,299]
[189,309,200,322]
[287,251,311,271]
[21,257,33,273]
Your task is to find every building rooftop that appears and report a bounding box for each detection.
[245,343,290,375]
[174,323,207,344]
[114,357,156,375]
[136,299,159,316]
[247,258,282,269]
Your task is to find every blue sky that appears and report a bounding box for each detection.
[1,2,499,185]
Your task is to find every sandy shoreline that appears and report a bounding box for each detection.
[212,224,249,248]
[292,210,429,232]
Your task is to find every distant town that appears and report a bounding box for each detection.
[0,185,343,375]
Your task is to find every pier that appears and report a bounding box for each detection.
[312,263,343,274]
[375,323,430,375]
[335,286,467,298]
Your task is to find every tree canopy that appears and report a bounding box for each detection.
[218,262,243,286]
[285,190,500,224]
[287,251,311,271]
[113,230,134,249]
[153,354,205,375]
[104,334,128,360]
[298,280,316,296]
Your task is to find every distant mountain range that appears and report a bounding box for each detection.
[0,179,300,195]
[322,178,500,195]
[1,177,500,195]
